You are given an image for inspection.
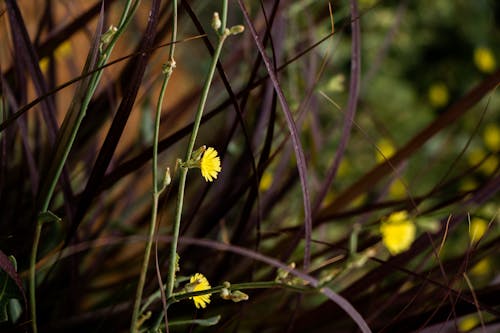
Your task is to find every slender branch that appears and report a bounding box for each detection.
[166,0,230,300]
[29,222,42,333]
[130,1,178,332]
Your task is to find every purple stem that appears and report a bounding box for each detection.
[237,0,313,271]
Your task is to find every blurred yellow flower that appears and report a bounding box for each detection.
[337,158,351,178]
[469,217,488,244]
[200,147,221,182]
[474,47,496,73]
[470,257,491,276]
[483,123,500,152]
[321,191,336,208]
[389,179,407,199]
[380,211,416,255]
[458,314,479,332]
[325,74,345,93]
[189,273,211,309]
[428,83,449,108]
[350,193,367,208]
[39,41,73,72]
[359,0,376,9]
[467,147,499,175]
[479,155,499,175]
[376,138,396,163]
[259,171,273,191]
[467,147,486,166]
[459,178,478,192]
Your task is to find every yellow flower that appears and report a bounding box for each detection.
[458,314,479,332]
[428,83,449,108]
[480,155,499,175]
[39,41,73,72]
[467,147,499,175]
[389,179,407,199]
[350,193,367,208]
[470,257,491,276]
[474,47,496,73]
[259,171,273,191]
[376,138,396,163]
[325,74,345,92]
[380,211,416,255]
[200,147,221,182]
[469,217,488,244]
[189,273,211,309]
[337,158,351,177]
[460,178,477,192]
[483,123,500,152]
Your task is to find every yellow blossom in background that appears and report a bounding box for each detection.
[380,211,416,255]
[467,147,486,166]
[460,178,478,192]
[483,123,500,152]
[337,158,351,178]
[39,40,73,72]
[474,47,496,73]
[479,155,499,174]
[389,179,407,199]
[469,217,488,244]
[189,273,211,309]
[467,147,499,175]
[325,74,345,93]
[458,314,479,332]
[200,147,221,182]
[376,138,396,163]
[259,171,273,191]
[358,0,377,10]
[428,83,449,108]
[470,257,491,276]
[349,193,367,209]
[321,191,336,208]
[39,58,50,73]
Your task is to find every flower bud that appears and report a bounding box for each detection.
[230,25,245,35]
[229,290,249,302]
[212,12,221,31]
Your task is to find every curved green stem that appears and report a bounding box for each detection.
[130,1,178,332]
[29,222,42,333]
[167,281,309,306]
[130,72,172,333]
[148,280,310,328]
[166,1,229,300]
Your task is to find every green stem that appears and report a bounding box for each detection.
[148,280,310,327]
[167,280,309,306]
[220,0,228,35]
[130,2,178,331]
[29,222,42,333]
[349,223,360,256]
[166,167,187,298]
[166,1,229,300]
[130,73,173,332]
